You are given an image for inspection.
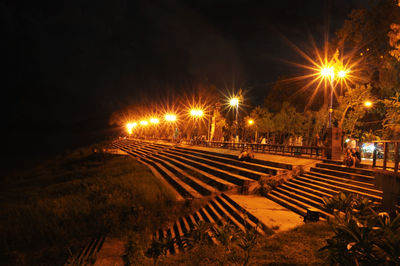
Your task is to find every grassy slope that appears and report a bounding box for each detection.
[0,145,182,265]
[159,221,333,265]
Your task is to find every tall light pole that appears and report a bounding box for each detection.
[190,108,204,141]
[229,97,239,142]
[319,66,348,128]
[165,114,177,141]
[247,119,256,142]
[126,122,137,138]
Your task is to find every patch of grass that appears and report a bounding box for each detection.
[158,221,333,265]
[0,143,184,265]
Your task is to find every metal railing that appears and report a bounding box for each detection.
[194,140,325,159]
[371,140,400,174]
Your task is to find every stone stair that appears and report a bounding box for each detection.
[265,162,383,218]
[112,139,290,199]
[150,193,269,255]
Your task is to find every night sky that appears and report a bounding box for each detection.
[2,0,365,171]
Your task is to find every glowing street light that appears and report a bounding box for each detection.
[364,100,373,108]
[337,69,348,79]
[229,97,239,107]
[150,118,160,124]
[319,64,349,128]
[126,122,137,135]
[248,119,254,126]
[165,114,177,122]
[229,96,240,142]
[190,109,204,118]
[320,66,335,80]
[140,120,149,126]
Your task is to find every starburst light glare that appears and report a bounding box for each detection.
[150,118,160,124]
[229,97,239,107]
[320,66,335,79]
[126,122,137,134]
[364,101,373,108]
[165,114,177,122]
[337,69,348,78]
[140,120,149,126]
[190,109,204,117]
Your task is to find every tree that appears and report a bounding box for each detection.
[381,92,400,139]
[335,0,400,96]
[334,84,374,135]
[248,106,275,140]
[273,102,305,143]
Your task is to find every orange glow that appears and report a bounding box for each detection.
[229,97,239,107]
[248,119,254,125]
[150,118,160,124]
[190,109,204,117]
[126,122,137,134]
[165,114,177,122]
[140,120,149,126]
[337,69,348,78]
[320,66,335,79]
[364,101,373,108]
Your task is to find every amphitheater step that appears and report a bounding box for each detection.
[316,163,374,177]
[310,167,374,183]
[173,146,285,175]
[174,146,293,170]
[300,173,382,200]
[149,194,268,255]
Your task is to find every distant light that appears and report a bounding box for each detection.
[364,101,373,108]
[248,119,254,125]
[126,122,137,134]
[150,118,160,124]
[190,109,204,117]
[165,114,177,122]
[140,120,149,126]
[345,138,350,143]
[320,66,335,79]
[362,143,375,153]
[229,97,239,107]
[337,70,348,78]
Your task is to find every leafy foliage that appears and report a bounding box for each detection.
[321,192,400,265]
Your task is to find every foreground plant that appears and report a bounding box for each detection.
[320,192,400,265]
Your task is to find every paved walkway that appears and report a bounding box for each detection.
[177,143,321,171]
[228,194,304,232]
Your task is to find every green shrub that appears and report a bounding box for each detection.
[320,193,400,265]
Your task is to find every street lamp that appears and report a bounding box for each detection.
[165,114,177,141]
[150,118,160,124]
[229,97,240,142]
[364,100,373,108]
[319,65,348,128]
[165,114,177,122]
[190,109,204,118]
[247,119,257,142]
[126,122,137,137]
[190,108,204,142]
[140,120,149,126]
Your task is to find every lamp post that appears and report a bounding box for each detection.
[229,97,240,142]
[126,122,137,138]
[319,66,348,128]
[165,114,177,141]
[247,119,256,142]
[150,117,160,139]
[190,108,204,141]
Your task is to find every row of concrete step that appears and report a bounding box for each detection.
[150,193,269,255]
[112,139,290,199]
[266,161,383,218]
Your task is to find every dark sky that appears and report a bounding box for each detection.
[1,0,366,168]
